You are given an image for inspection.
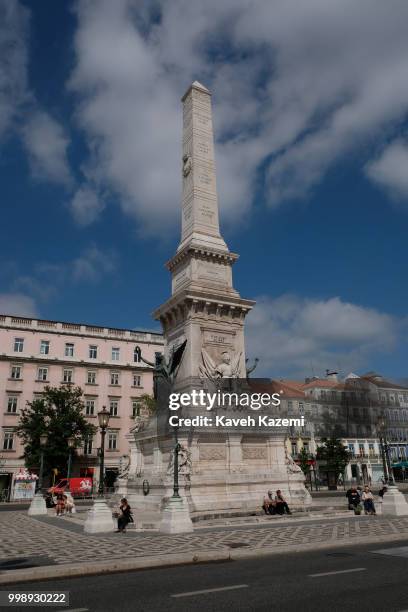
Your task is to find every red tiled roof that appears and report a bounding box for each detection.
[302,379,344,390]
[248,379,306,398]
[270,380,305,398]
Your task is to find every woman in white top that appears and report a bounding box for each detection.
[361,486,376,515]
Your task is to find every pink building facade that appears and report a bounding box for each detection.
[0,314,163,496]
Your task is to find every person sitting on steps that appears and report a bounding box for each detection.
[361,486,376,515]
[275,490,292,515]
[262,490,277,515]
[115,498,134,533]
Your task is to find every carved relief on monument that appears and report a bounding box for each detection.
[167,444,192,476]
[242,446,267,460]
[199,347,242,380]
[182,154,192,177]
[199,445,227,461]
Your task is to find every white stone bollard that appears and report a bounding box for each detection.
[84,498,115,533]
[381,486,408,516]
[28,492,47,516]
[159,496,194,534]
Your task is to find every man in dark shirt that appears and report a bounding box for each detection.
[346,486,360,509]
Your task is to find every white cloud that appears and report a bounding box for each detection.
[71,245,117,282]
[0,292,37,317]
[69,185,105,226]
[245,294,397,378]
[4,247,118,312]
[365,139,408,201]
[67,0,408,235]
[21,110,72,185]
[1,1,74,193]
[0,0,30,140]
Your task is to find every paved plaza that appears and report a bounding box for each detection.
[2,509,408,573]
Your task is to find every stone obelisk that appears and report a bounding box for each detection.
[154,81,254,385]
[126,82,311,523]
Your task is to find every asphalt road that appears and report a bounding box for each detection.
[2,540,408,612]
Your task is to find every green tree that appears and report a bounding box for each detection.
[316,436,351,482]
[16,386,96,480]
[139,394,156,415]
[298,447,311,477]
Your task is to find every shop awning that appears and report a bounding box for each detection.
[392,461,408,468]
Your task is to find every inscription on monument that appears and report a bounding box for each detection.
[203,330,234,345]
[198,172,212,186]
[196,114,210,128]
[197,141,210,156]
[197,261,226,283]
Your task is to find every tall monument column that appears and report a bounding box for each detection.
[126,82,311,520]
[154,81,255,385]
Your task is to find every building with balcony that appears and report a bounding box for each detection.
[0,314,163,497]
[270,371,398,485]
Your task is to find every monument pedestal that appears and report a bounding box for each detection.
[159,496,194,534]
[84,498,115,533]
[28,492,47,516]
[381,485,408,516]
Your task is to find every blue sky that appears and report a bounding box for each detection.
[1,0,407,379]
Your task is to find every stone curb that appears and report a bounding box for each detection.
[0,551,231,585]
[1,530,407,586]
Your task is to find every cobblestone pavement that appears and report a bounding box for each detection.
[1,512,408,568]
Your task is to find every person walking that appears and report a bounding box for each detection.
[115,498,133,532]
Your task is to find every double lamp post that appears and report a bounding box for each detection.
[377,416,396,486]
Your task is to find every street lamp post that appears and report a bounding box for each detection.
[97,406,110,496]
[384,437,396,487]
[83,406,115,533]
[38,433,48,492]
[67,436,75,480]
[172,443,181,498]
[28,433,48,516]
[378,417,394,485]
[378,437,389,484]
[159,440,193,534]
